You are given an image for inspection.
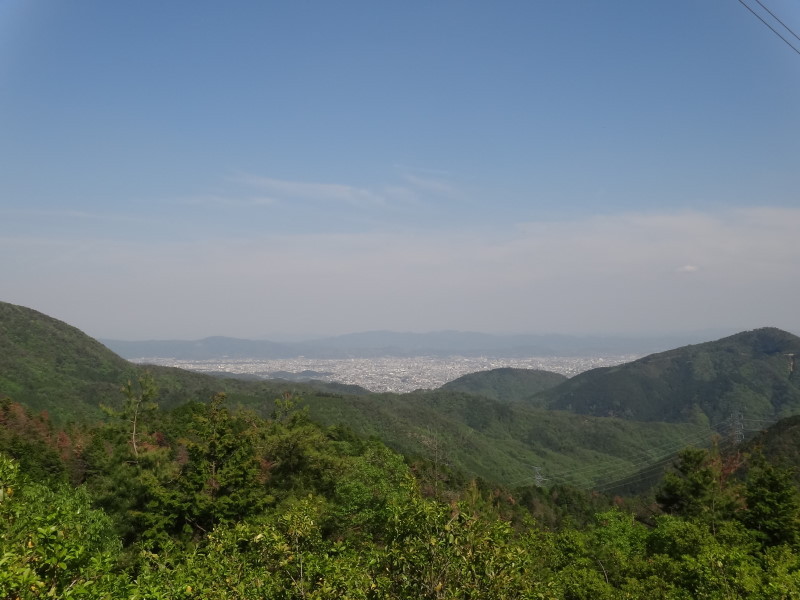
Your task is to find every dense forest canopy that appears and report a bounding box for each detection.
[4,389,800,598]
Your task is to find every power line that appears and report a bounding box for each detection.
[742,418,776,424]
[595,414,785,494]
[513,425,719,489]
[597,436,733,494]
[510,413,775,491]
[737,0,800,56]
[585,418,735,486]
[753,0,800,43]
[578,443,706,488]
[594,455,684,494]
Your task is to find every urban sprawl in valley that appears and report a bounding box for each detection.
[131,354,637,393]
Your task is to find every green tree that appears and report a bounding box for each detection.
[656,446,741,533]
[83,374,170,544]
[741,452,800,547]
[172,393,266,537]
[327,442,414,542]
[101,371,159,464]
[643,515,762,599]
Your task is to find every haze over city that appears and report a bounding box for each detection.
[2,1,799,341]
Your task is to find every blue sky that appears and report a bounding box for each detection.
[2,1,799,340]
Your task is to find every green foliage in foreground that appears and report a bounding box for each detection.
[0,455,128,598]
[6,451,800,599]
[4,389,800,599]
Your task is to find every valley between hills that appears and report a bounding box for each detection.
[5,299,800,597]
[3,299,800,491]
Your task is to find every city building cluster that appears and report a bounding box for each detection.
[134,354,638,394]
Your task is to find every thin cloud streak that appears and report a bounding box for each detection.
[178,195,277,208]
[222,170,467,216]
[403,173,460,198]
[231,174,387,208]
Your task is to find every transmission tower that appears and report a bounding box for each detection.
[731,411,745,445]
[533,466,549,487]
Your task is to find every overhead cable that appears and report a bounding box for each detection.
[753,0,800,43]
[737,0,800,55]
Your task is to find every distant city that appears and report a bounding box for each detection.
[107,328,718,393]
[131,354,638,394]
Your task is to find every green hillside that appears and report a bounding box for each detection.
[0,300,778,489]
[290,388,710,489]
[533,327,800,425]
[440,367,566,402]
[0,301,358,421]
[0,302,135,421]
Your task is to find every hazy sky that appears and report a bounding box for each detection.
[2,1,799,340]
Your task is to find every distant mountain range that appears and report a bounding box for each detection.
[101,329,734,360]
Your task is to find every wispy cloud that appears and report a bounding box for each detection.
[230,174,387,208]
[179,194,277,208]
[403,173,460,198]
[221,169,467,216]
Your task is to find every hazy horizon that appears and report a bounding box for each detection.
[96,325,747,345]
[3,2,799,340]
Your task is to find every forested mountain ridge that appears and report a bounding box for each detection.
[0,301,132,421]
[532,327,800,425]
[0,301,364,421]
[4,300,800,490]
[0,300,712,488]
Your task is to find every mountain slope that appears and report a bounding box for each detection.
[1,300,718,488]
[0,301,350,420]
[533,328,800,425]
[0,302,135,420]
[440,367,567,402]
[289,388,711,489]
